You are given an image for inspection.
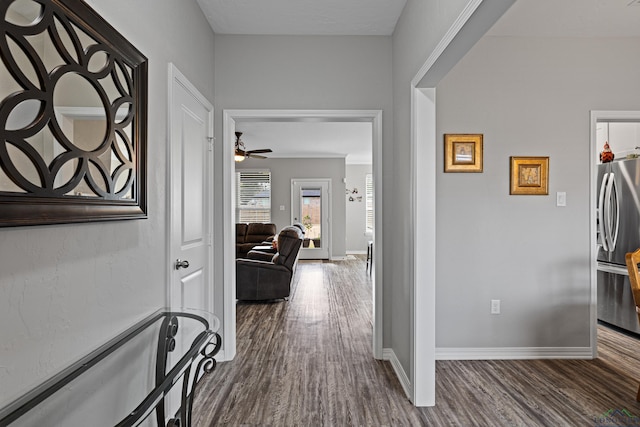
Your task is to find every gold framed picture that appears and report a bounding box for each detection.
[444,134,483,172]
[510,156,549,195]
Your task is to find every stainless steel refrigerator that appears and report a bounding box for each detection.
[597,157,640,335]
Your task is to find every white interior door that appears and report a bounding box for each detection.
[292,179,330,259]
[169,65,214,313]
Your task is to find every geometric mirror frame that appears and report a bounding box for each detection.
[0,0,147,226]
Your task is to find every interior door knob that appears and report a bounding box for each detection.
[175,259,190,270]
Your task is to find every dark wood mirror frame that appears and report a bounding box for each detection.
[0,0,147,226]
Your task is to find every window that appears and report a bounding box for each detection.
[365,173,374,231]
[236,170,271,223]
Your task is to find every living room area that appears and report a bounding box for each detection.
[233,118,376,302]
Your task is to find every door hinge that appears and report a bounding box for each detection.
[206,137,213,151]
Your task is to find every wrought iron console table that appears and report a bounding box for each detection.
[0,309,221,427]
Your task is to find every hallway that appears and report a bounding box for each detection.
[192,256,424,425]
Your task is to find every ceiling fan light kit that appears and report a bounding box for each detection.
[235,131,273,162]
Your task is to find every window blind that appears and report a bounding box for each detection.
[236,170,271,223]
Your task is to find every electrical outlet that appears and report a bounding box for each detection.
[491,299,501,314]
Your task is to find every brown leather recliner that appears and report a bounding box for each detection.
[236,226,303,300]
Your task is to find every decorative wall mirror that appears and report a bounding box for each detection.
[0,0,147,226]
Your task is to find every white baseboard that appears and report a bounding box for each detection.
[347,250,367,255]
[216,349,228,362]
[380,346,592,405]
[330,256,347,261]
[383,348,412,400]
[435,346,594,360]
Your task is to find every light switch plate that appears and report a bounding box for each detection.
[491,299,500,314]
[556,192,566,207]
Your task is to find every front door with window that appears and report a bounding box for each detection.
[292,179,330,259]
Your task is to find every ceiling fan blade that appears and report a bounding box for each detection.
[248,154,268,159]
[246,148,272,154]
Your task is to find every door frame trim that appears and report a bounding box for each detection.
[222,109,383,359]
[409,86,436,406]
[408,0,517,406]
[291,178,332,260]
[166,63,214,310]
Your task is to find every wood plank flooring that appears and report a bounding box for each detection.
[193,256,640,426]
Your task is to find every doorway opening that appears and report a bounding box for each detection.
[590,110,640,357]
[221,109,383,361]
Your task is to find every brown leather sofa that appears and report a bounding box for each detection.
[236,226,303,300]
[236,223,277,258]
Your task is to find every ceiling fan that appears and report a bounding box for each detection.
[234,131,272,162]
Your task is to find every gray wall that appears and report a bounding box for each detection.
[435,35,640,348]
[346,164,372,253]
[0,0,216,409]
[390,0,475,381]
[236,157,347,258]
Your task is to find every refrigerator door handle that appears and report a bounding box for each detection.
[598,172,609,252]
[604,172,620,252]
[610,172,620,251]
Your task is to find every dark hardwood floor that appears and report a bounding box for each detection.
[193,256,640,426]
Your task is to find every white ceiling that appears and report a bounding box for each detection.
[236,121,373,164]
[196,0,407,36]
[197,0,640,38]
[201,0,640,164]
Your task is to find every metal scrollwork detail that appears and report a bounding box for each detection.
[178,333,221,427]
[197,335,222,375]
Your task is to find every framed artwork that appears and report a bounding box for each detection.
[444,134,483,172]
[510,156,549,195]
